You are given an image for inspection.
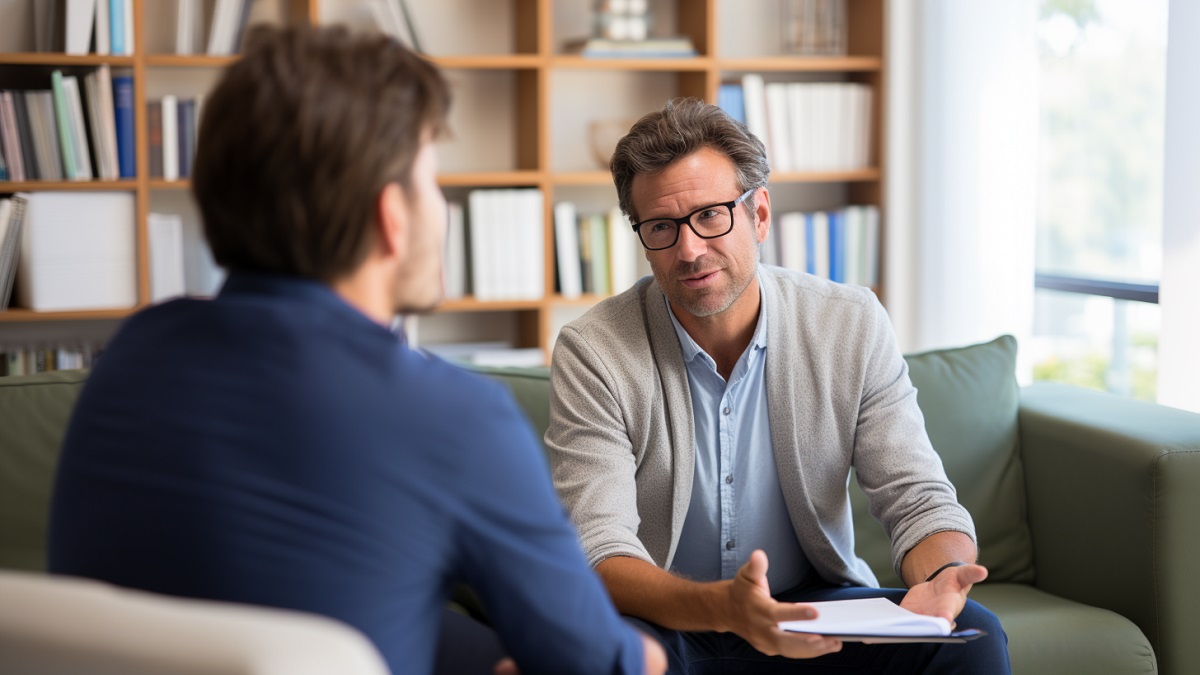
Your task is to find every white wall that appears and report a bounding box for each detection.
[1157,0,1200,413]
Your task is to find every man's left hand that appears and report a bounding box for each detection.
[898,564,988,624]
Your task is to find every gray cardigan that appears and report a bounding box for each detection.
[545,266,976,587]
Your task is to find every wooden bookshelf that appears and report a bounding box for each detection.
[1,0,888,367]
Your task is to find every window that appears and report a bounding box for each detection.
[1032,0,1168,400]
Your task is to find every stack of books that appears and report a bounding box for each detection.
[552,203,642,299]
[36,0,134,56]
[764,205,880,287]
[146,96,201,181]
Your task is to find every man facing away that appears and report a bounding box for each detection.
[47,25,665,675]
[546,98,1011,674]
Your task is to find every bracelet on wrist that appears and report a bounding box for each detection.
[924,561,968,583]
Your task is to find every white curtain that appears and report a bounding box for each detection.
[1158,0,1200,413]
[886,0,1038,380]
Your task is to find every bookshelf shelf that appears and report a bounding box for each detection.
[771,169,883,183]
[148,179,191,190]
[438,171,543,187]
[0,308,135,322]
[552,56,711,72]
[0,53,136,67]
[430,55,544,70]
[144,55,238,68]
[0,180,138,191]
[437,299,543,313]
[717,56,883,73]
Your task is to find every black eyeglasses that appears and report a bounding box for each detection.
[630,188,756,251]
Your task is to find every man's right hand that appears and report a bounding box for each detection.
[721,550,842,659]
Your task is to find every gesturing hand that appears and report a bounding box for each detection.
[899,563,988,625]
[723,549,842,659]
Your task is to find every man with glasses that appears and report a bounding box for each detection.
[546,98,1010,673]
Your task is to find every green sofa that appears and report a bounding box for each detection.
[3,336,1198,674]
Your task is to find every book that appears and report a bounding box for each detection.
[109,0,126,55]
[16,191,137,311]
[779,598,984,643]
[443,201,466,300]
[0,194,29,310]
[0,93,25,182]
[765,82,793,173]
[175,0,200,55]
[65,0,98,56]
[94,0,110,55]
[564,37,696,58]
[29,92,65,181]
[147,212,185,302]
[607,206,639,293]
[553,201,582,299]
[83,66,119,180]
[146,100,163,178]
[111,73,134,178]
[177,98,197,178]
[741,74,769,158]
[50,72,78,180]
[717,83,745,125]
[161,95,178,181]
[61,76,94,180]
[11,93,41,180]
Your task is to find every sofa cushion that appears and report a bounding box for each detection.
[0,370,87,571]
[850,335,1034,587]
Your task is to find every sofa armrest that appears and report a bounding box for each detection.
[1019,382,1200,674]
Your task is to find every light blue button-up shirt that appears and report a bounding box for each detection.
[665,277,812,593]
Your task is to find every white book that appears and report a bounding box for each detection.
[607,206,639,294]
[553,201,582,299]
[207,0,240,56]
[832,84,851,170]
[811,211,830,279]
[148,212,186,302]
[17,192,137,311]
[843,206,861,285]
[443,201,466,300]
[856,84,873,168]
[741,74,770,159]
[65,0,98,55]
[764,82,793,173]
[82,72,109,179]
[812,83,835,170]
[94,0,109,54]
[161,95,179,181]
[778,211,807,273]
[467,190,494,300]
[122,0,133,55]
[62,77,93,180]
[786,83,809,172]
[176,0,199,55]
[522,189,545,299]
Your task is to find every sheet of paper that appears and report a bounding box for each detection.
[778,598,952,637]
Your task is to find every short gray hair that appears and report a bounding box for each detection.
[610,98,770,222]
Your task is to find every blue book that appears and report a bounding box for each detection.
[112,75,135,178]
[110,0,125,55]
[718,84,746,124]
[804,212,816,275]
[828,210,846,283]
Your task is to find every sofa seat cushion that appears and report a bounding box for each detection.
[851,335,1034,587]
[970,583,1156,675]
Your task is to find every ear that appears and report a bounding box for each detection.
[752,187,771,244]
[376,182,410,262]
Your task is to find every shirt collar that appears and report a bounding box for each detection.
[664,267,769,364]
[217,270,400,338]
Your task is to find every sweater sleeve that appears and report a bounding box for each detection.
[544,325,656,568]
[850,296,977,580]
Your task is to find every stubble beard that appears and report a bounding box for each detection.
[662,256,756,319]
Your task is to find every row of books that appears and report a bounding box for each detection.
[763,205,880,287]
[147,97,201,180]
[553,203,641,298]
[0,195,29,310]
[444,190,545,302]
[0,67,135,182]
[36,0,134,56]
[174,0,256,56]
[0,343,104,377]
[719,76,873,173]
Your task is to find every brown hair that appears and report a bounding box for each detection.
[610,97,770,222]
[192,25,450,281]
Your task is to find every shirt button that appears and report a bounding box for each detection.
[726,540,735,550]
[725,474,733,484]
[723,406,731,415]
